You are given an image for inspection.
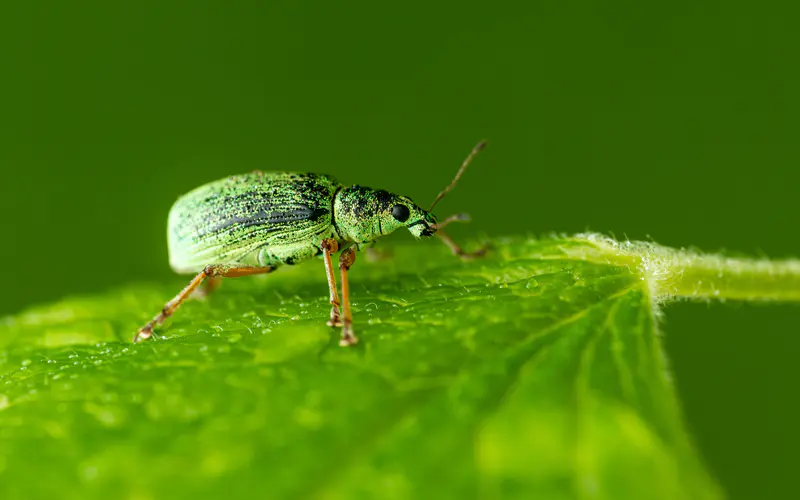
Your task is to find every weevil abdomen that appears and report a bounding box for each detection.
[167,172,341,273]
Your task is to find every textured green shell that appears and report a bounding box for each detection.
[168,172,341,273]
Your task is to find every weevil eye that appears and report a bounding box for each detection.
[391,204,410,222]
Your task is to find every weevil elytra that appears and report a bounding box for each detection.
[135,141,488,346]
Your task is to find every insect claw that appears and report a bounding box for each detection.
[339,330,358,347]
[133,327,152,343]
[327,304,344,327]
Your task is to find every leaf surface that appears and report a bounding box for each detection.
[0,237,721,499]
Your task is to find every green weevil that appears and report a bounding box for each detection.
[135,141,488,346]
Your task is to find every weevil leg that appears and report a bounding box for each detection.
[190,276,221,300]
[435,229,489,260]
[338,246,358,346]
[321,239,343,327]
[134,265,275,343]
[365,246,393,262]
[434,212,471,230]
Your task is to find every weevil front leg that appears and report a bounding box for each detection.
[134,264,275,342]
[338,246,358,346]
[321,239,343,327]
[436,229,489,260]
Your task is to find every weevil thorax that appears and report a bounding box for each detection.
[333,186,437,245]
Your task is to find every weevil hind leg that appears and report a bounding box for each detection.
[435,229,490,260]
[338,247,358,346]
[134,265,275,343]
[189,276,221,300]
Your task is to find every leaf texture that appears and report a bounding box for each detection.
[0,237,721,499]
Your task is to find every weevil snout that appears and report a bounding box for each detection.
[420,226,436,237]
[405,210,438,239]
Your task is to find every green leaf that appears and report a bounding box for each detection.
[2,235,797,499]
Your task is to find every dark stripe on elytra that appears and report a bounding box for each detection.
[374,189,393,205]
[200,206,329,238]
[407,220,427,229]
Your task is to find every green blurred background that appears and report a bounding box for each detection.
[1,1,797,497]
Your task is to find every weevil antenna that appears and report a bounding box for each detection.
[432,212,470,230]
[429,140,487,212]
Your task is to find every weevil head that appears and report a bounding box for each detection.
[333,186,438,244]
[398,202,438,239]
